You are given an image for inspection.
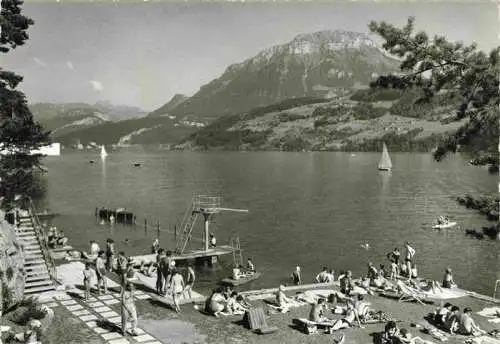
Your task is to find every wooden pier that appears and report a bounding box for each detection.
[130,245,234,267]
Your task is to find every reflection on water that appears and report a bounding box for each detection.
[43,151,498,295]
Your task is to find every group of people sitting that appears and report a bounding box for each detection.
[47,226,68,248]
[204,285,252,317]
[433,303,485,336]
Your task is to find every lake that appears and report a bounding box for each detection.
[40,148,499,296]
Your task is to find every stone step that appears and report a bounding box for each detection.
[24,247,42,252]
[24,284,55,295]
[25,255,44,261]
[25,265,49,273]
[26,271,50,280]
[24,259,45,265]
[25,279,53,288]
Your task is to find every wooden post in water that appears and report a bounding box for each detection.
[157,222,160,238]
[174,225,177,241]
[144,218,147,234]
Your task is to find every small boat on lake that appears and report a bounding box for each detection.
[100,145,108,159]
[221,272,262,286]
[378,142,392,171]
[432,221,458,229]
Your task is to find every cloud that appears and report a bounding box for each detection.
[89,80,104,92]
[33,57,47,67]
[67,61,74,70]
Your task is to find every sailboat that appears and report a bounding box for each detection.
[100,145,108,159]
[378,142,392,171]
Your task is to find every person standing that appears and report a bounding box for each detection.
[404,242,416,281]
[105,239,115,272]
[95,251,108,295]
[161,251,176,295]
[291,266,302,285]
[90,240,100,257]
[184,265,196,300]
[83,262,93,301]
[155,249,165,295]
[116,251,128,286]
[170,269,185,313]
[120,282,139,336]
[151,238,160,254]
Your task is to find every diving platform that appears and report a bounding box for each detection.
[130,245,234,267]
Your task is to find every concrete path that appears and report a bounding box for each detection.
[39,291,162,344]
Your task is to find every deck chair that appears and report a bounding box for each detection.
[396,280,427,305]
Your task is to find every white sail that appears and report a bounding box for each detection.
[378,142,392,171]
[100,145,108,159]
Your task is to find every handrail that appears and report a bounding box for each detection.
[26,198,57,284]
[494,279,500,300]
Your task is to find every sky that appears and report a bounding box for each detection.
[2,1,498,111]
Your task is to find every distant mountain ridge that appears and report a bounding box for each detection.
[40,29,404,146]
[29,101,148,141]
[166,30,399,122]
[148,94,189,117]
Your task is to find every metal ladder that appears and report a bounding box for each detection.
[231,237,243,268]
[494,279,500,300]
[174,200,199,254]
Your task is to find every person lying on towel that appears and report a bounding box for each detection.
[328,303,363,332]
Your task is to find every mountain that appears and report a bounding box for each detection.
[30,102,148,141]
[166,30,399,123]
[148,94,189,117]
[178,88,465,152]
[51,29,403,146]
[93,101,147,120]
[53,116,198,146]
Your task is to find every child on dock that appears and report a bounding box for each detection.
[83,262,93,301]
[170,269,185,313]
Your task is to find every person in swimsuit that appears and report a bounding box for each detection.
[95,251,108,295]
[161,251,175,295]
[155,248,165,295]
[328,302,362,332]
[116,251,128,285]
[151,238,160,254]
[434,302,453,327]
[246,258,255,273]
[184,265,196,300]
[442,268,456,288]
[315,267,330,283]
[456,307,484,336]
[291,266,301,285]
[340,270,354,296]
[83,262,93,301]
[309,298,331,323]
[170,269,185,313]
[205,288,225,317]
[404,242,416,281]
[55,230,68,246]
[105,239,115,272]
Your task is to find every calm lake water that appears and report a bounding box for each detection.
[40,149,499,296]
